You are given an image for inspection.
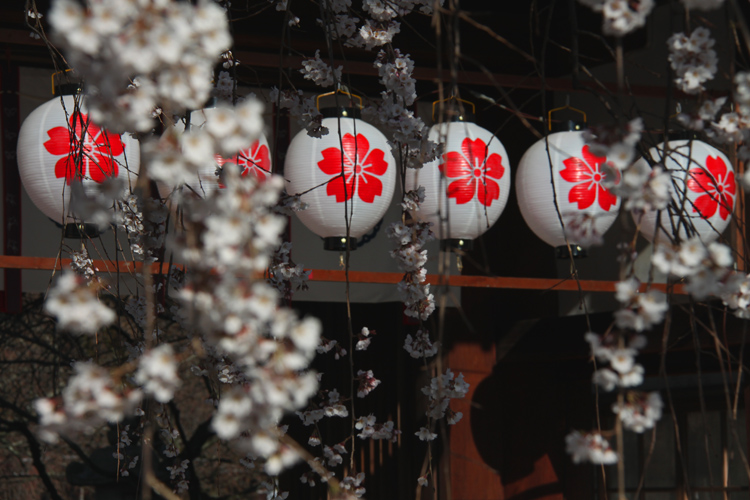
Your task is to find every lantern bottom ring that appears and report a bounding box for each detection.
[554,245,587,259]
[323,236,358,252]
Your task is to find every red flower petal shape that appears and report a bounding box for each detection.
[358,173,383,203]
[70,111,90,135]
[362,148,388,176]
[725,170,737,196]
[568,181,596,210]
[719,192,733,220]
[582,145,606,172]
[87,154,118,183]
[484,153,505,180]
[237,142,270,181]
[446,177,476,205]
[462,138,488,166]
[46,112,126,185]
[251,143,271,179]
[687,168,714,196]
[54,156,78,185]
[318,148,351,175]
[560,146,619,212]
[598,184,618,212]
[44,126,73,155]
[318,134,389,203]
[342,133,369,166]
[476,178,500,206]
[687,156,736,220]
[319,147,349,176]
[326,172,356,202]
[692,193,718,219]
[94,130,125,157]
[560,157,593,183]
[442,151,471,178]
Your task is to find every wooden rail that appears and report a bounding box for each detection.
[0,256,684,294]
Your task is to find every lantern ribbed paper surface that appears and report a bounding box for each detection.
[516,131,621,248]
[285,117,396,240]
[405,121,511,241]
[634,140,735,244]
[16,95,140,224]
[160,108,272,198]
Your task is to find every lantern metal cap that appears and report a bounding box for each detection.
[54,83,83,96]
[445,111,476,123]
[52,69,83,96]
[320,107,361,119]
[554,245,587,259]
[323,236,358,251]
[664,129,699,141]
[551,120,586,133]
[61,222,104,239]
[440,238,473,252]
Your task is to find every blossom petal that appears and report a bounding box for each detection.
[358,173,383,203]
[446,177,475,205]
[477,178,500,206]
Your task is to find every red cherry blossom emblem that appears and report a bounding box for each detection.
[318,133,389,203]
[217,140,271,182]
[687,155,735,221]
[43,110,125,185]
[439,137,505,207]
[559,145,618,211]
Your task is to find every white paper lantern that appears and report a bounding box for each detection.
[285,115,396,250]
[633,140,735,243]
[160,107,272,198]
[405,121,511,246]
[16,94,140,226]
[516,130,621,253]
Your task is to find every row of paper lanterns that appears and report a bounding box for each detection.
[17,89,736,253]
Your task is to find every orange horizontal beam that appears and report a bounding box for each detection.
[0,256,171,274]
[308,269,685,294]
[0,256,684,294]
